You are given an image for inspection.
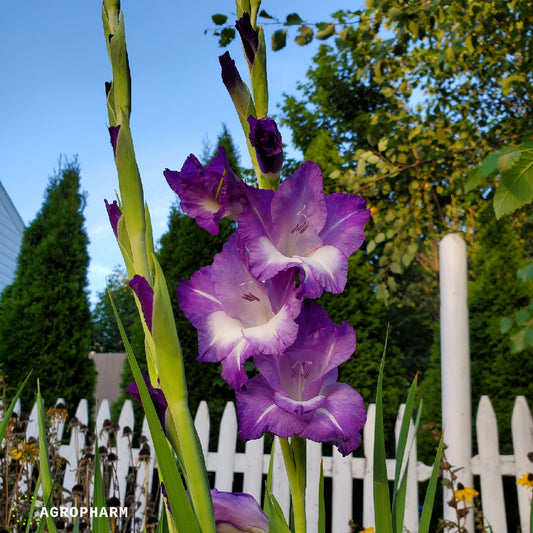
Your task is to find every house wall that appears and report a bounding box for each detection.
[0,181,24,294]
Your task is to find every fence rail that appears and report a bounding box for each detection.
[12,393,533,533]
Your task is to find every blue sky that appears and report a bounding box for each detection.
[0,1,357,303]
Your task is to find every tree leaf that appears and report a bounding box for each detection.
[272,29,287,51]
[211,14,228,25]
[219,27,236,47]
[517,262,533,282]
[494,149,533,218]
[316,23,336,40]
[285,13,303,26]
[500,316,513,333]
[259,9,275,20]
[295,25,314,46]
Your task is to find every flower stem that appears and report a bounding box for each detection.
[279,436,307,533]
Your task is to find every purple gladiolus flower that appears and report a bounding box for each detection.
[219,52,252,120]
[235,13,258,66]
[177,233,302,390]
[238,161,371,298]
[104,199,122,238]
[164,146,244,235]
[247,116,283,175]
[211,489,268,533]
[236,302,366,456]
[129,275,154,332]
[126,372,168,431]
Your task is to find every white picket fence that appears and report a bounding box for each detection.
[13,391,533,533]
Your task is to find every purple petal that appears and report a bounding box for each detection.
[236,375,307,441]
[178,234,302,390]
[247,116,283,175]
[108,125,120,158]
[211,489,268,533]
[238,161,369,297]
[235,13,258,65]
[104,199,122,238]
[320,193,371,256]
[164,146,243,235]
[126,372,168,431]
[129,275,154,332]
[299,382,366,456]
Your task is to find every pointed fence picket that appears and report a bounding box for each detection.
[11,394,531,533]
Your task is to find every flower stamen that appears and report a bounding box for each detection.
[241,291,260,302]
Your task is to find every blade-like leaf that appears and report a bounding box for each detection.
[36,381,58,533]
[318,461,326,533]
[418,436,444,533]
[108,288,202,533]
[392,376,418,507]
[374,352,393,533]
[265,486,292,533]
[0,371,31,442]
[92,439,110,533]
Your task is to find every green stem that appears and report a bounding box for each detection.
[279,437,307,533]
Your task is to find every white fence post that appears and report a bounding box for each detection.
[475,396,507,533]
[512,395,533,533]
[439,233,473,531]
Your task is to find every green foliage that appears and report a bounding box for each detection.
[280,0,533,311]
[468,203,533,453]
[0,160,96,411]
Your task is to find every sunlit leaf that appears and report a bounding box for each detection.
[295,25,314,46]
[316,23,336,40]
[494,149,533,218]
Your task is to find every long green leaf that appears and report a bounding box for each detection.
[0,371,32,442]
[418,436,444,533]
[264,440,291,533]
[318,460,326,533]
[92,440,110,533]
[391,376,418,531]
[373,353,393,533]
[36,381,58,533]
[108,287,201,533]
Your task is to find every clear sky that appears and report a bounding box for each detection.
[0,1,356,304]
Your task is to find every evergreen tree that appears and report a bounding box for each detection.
[0,160,96,410]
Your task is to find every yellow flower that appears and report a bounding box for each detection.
[9,441,39,465]
[361,528,375,533]
[454,484,479,505]
[516,473,533,489]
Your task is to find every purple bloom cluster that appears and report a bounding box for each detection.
[163,130,371,456]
